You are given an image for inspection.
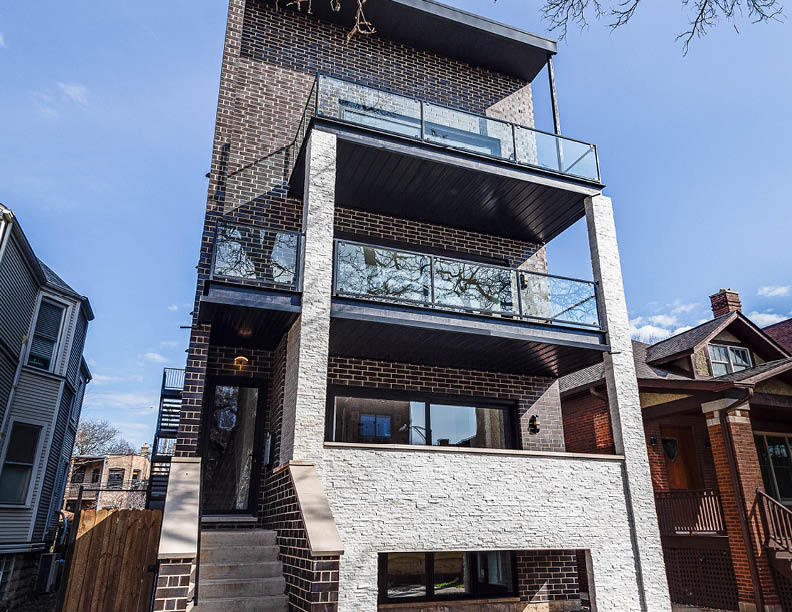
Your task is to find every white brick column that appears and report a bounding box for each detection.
[584,194,671,611]
[280,130,336,464]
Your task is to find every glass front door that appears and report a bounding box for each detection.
[202,382,261,514]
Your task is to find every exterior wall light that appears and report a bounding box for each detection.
[649,436,658,447]
[528,415,540,434]
[234,355,249,369]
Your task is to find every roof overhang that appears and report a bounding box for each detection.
[277,0,556,82]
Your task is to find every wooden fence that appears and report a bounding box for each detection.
[62,508,162,612]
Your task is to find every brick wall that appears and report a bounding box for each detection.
[334,207,541,269]
[152,557,195,612]
[515,550,581,604]
[327,357,564,452]
[262,467,340,612]
[560,390,615,455]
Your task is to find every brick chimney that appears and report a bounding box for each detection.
[140,443,150,458]
[710,289,741,318]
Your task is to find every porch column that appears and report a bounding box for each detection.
[703,399,781,611]
[584,195,671,611]
[280,129,336,465]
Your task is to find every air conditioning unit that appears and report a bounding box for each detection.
[35,553,63,593]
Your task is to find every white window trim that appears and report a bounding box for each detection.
[0,417,48,509]
[69,374,86,430]
[708,343,752,375]
[24,292,72,376]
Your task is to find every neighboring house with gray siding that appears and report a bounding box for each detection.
[0,204,93,608]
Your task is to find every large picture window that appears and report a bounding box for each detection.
[329,390,515,449]
[0,422,42,504]
[379,551,515,603]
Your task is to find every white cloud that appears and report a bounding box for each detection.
[0,33,6,48]
[669,301,698,315]
[58,82,88,105]
[747,311,787,327]
[82,390,156,410]
[758,285,791,298]
[160,340,180,348]
[648,314,678,327]
[167,304,178,311]
[631,323,673,343]
[142,352,168,363]
[91,374,124,386]
[671,325,694,335]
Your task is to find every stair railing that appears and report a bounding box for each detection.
[757,488,792,553]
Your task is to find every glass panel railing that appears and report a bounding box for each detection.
[306,75,600,182]
[335,241,431,304]
[433,258,517,316]
[333,240,601,330]
[423,104,515,161]
[317,76,421,140]
[519,272,599,328]
[212,222,301,290]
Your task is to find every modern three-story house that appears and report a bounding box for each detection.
[0,204,93,608]
[153,2,671,611]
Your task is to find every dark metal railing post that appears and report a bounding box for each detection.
[511,124,518,163]
[428,254,435,307]
[420,100,425,142]
[515,270,524,320]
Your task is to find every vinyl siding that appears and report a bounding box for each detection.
[65,310,88,388]
[0,369,61,545]
[32,384,72,541]
[0,238,38,358]
[0,352,15,430]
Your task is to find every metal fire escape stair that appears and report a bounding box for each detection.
[757,489,792,581]
[194,529,288,612]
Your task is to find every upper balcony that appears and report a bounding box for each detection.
[289,75,603,243]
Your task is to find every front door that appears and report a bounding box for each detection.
[661,425,702,490]
[202,380,263,514]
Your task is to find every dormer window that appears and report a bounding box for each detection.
[27,299,66,371]
[708,344,752,376]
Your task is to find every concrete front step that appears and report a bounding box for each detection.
[199,576,286,600]
[193,595,288,612]
[200,560,282,580]
[200,543,280,563]
[201,529,277,548]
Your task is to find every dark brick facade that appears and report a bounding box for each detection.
[327,357,565,452]
[262,466,340,612]
[152,557,195,612]
[559,389,615,455]
[515,550,581,604]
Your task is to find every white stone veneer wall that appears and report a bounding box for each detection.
[316,448,643,611]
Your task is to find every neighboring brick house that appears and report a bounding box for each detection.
[0,204,93,608]
[561,289,792,612]
[153,1,671,610]
[63,448,151,513]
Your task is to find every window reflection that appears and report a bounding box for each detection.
[386,552,426,599]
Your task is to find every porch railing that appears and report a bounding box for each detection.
[210,221,303,291]
[655,489,726,536]
[758,488,792,554]
[162,367,185,391]
[292,74,601,183]
[333,239,601,329]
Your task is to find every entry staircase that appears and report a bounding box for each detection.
[757,489,792,581]
[194,529,288,611]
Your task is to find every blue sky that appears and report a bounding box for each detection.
[1,1,790,448]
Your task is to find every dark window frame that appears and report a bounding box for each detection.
[326,385,519,450]
[26,298,66,372]
[107,468,125,490]
[0,421,43,505]
[377,551,518,604]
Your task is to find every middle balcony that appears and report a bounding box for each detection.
[329,239,608,377]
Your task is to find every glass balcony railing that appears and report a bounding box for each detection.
[210,221,302,291]
[334,240,601,329]
[292,75,601,183]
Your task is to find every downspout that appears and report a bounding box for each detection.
[718,388,763,611]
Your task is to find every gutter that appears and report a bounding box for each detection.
[718,388,764,611]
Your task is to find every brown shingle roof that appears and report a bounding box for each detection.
[765,319,792,353]
[645,312,736,363]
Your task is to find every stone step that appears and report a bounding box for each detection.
[193,595,288,612]
[199,560,282,580]
[200,544,280,563]
[200,529,277,548]
[199,576,286,600]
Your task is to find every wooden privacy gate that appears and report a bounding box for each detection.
[62,509,162,612]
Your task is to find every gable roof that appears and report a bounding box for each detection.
[765,319,792,353]
[645,312,736,363]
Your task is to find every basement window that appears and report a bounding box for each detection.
[378,551,515,603]
[328,390,516,449]
[708,344,751,376]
